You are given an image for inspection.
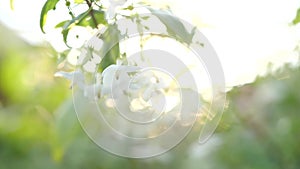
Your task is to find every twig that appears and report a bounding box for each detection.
[85,0,98,27]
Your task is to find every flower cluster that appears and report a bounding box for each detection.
[55,61,200,127]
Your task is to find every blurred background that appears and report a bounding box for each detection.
[1,0,300,168]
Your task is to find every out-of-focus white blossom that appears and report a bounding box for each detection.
[55,64,200,127]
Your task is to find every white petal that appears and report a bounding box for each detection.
[101,65,118,95]
[84,83,102,100]
[54,71,85,89]
[109,0,127,6]
[106,6,117,21]
[101,64,140,95]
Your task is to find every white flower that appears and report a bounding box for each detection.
[54,70,102,100]
[106,0,127,22]
[54,70,85,89]
[101,64,140,97]
[83,73,102,100]
[55,64,200,125]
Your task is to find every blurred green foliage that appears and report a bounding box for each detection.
[208,63,300,169]
[1,19,300,169]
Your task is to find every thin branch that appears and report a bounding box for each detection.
[65,0,75,18]
[85,0,98,27]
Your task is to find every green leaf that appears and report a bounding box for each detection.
[61,9,106,47]
[60,10,91,46]
[55,20,69,28]
[61,10,90,47]
[65,10,90,29]
[97,24,120,72]
[62,28,71,47]
[93,10,106,26]
[40,0,60,33]
[148,7,196,45]
[292,8,300,25]
[77,10,106,28]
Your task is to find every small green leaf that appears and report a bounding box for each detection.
[55,20,69,28]
[292,8,300,25]
[148,7,196,45]
[60,11,90,46]
[40,0,60,33]
[69,11,90,27]
[61,9,107,47]
[62,28,71,47]
[93,10,106,26]
[77,10,106,28]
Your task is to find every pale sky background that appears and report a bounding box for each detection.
[1,0,300,88]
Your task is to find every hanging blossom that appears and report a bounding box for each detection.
[54,70,102,100]
[54,63,173,104]
[54,59,142,100]
[101,64,141,97]
[54,64,200,126]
